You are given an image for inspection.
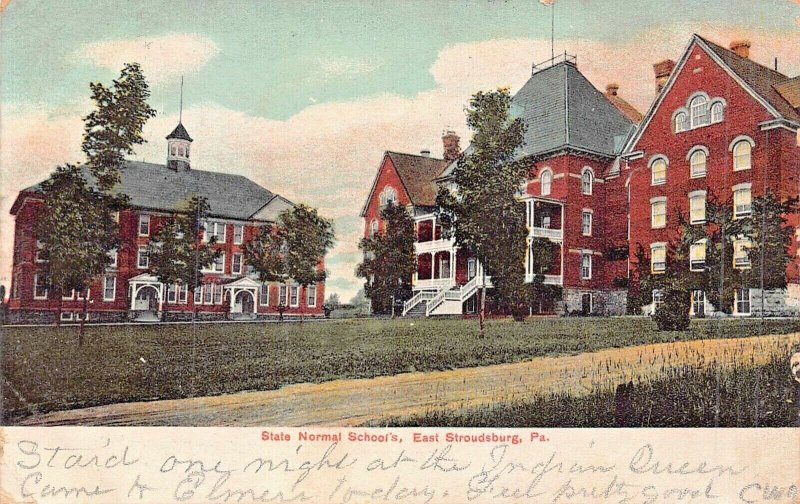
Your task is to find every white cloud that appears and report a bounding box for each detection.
[318,56,383,77]
[74,33,219,85]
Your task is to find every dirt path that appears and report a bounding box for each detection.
[17,333,799,426]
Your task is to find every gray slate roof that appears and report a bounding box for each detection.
[20,161,284,221]
[166,122,193,141]
[440,61,635,178]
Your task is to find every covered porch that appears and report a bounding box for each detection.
[223,277,261,320]
[128,273,165,322]
[524,197,564,286]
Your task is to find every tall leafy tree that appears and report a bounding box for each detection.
[82,62,156,191]
[436,88,528,334]
[36,164,122,342]
[356,202,416,316]
[148,195,221,321]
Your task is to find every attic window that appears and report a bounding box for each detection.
[379,186,398,207]
[690,95,709,128]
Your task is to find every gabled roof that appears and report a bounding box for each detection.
[360,151,447,216]
[774,77,800,110]
[626,34,800,153]
[440,60,635,179]
[606,91,644,123]
[15,161,287,221]
[166,122,193,142]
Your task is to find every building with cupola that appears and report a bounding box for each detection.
[7,121,325,323]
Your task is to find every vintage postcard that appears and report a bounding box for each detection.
[1,0,799,502]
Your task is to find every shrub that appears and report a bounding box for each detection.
[653,288,690,331]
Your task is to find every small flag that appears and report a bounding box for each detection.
[540,0,555,5]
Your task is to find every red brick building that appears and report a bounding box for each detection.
[7,122,325,324]
[625,35,800,316]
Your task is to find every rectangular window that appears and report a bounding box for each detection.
[734,239,752,269]
[194,287,202,303]
[652,289,664,310]
[733,187,752,218]
[467,258,477,279]
[103,275,116,301]
[33,274,49,299]
[651,243,666,273]
[214,285,222,304]
[107,249,118,268]
[233,225,244,245]
[260,283,269,306]
[691,290,706,316]
[179,285,188,304]
[60,312,74,322]
[651,200,667,229]
[167,284,177,303]
[581,211,592,236]
[690,242,706,271]
[204,284,213,304]
[307,285,317,307]
[689,195,705,224]
[580,253,592,280]
[290,285,299,307]
[279,284,288,306]
[232,253,243,275]
[138,214,150,236]
[651,160,667,185]
[208,253,225,273]
[735,288,751,315]
[35,240,47,263]
[137,248,149,269]
[205,221,226,243]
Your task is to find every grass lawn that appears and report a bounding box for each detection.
[2,317,799,423]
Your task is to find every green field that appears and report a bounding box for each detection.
[2,317,799,423]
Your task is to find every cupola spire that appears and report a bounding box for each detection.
[166,76,192,171]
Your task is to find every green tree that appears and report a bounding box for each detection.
[148,195,221,321]
[36,164,122,342]
[356,202,416,317]
[82,62,156,191]
[436,88,528,334]
[525,237,562,317]
[746,193,799,291]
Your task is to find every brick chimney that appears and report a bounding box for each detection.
[442,130,460,163]
[605,83,620,97]
[653,59,676,94]
[729,39,751,59]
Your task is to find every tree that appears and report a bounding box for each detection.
[244,204,334,322]
[148,195,221,321]
[36,164,122,343]
[82,63,156,191]
[746,193,799,291]
[436,88,528,334]
[356,202,416,317]
[525,237,562,317]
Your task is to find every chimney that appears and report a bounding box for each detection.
[653,59,676,94]
[605,83,620,97]
[729,39,751,59]
[420,149,431,157]
[442,130,460,163]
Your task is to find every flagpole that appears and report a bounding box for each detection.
[551,2,554,61]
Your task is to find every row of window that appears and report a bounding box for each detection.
[650,184,751,229]
[137,215,246,244]
[673,93,725,133]
[169,144,189,158]
[653,288,751,315]
[649,237,751,273]
[33,274,117,302]
[538,167,594,196]
[650,137,753,185]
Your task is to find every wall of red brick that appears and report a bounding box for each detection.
[362,155,413,238]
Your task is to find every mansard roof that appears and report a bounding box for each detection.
[15,161,287,221]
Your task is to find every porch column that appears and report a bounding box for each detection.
[130,283,137,310]
[450,250,455,282]
[159,283,165,312]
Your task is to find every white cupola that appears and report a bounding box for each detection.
[166,122,192,171]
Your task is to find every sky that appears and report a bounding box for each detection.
[1,0,800,303]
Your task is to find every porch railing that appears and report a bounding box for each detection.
[402,290,435,316]
[530,227,563,240]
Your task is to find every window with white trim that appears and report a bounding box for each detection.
[33,274,49,299]
[651,158,667,185]
[691,290,706,315]
[674,112,689,133]
[35,240,47,263]
[107,249,118,268]
[233,224,244,245]
[203,284,213,304]
[194,287,202,303]
[167,283,177,303]
[307,284,317,307]
[580,253,592,280]
[103,275,116,301]
[232,253,243,275]
[711,102,724,123]
[690,150,707,178]
[690,241,706,271]
[690,95,709,128]
[137,248,149,269]
[60,312,74,322]
[581,168,593,195]
[652,289,664,310]
[651,243,666,273]
[205,221,226,243]
[734,238,752,269]
[279,284,288,306]
[540,169,552,196]
[260,283,269,306]
[581,210,592,236]
[733,140,752,171]
[733,185,752,218]
[735,288,751,315]
[214,284,222,304]
[138,214,150,236]
[379,186,398,206]
[370,219,378,238]
[651,199,667,229]
[289,285,299,307]
[689,192,706,224]
[179,285,188,304]
[206,253,225,273]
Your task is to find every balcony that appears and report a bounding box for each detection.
[414,277,456,291]
[530,227,563,240]
[415,237,456,255]
[525,273,563,285]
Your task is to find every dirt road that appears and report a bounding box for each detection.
[17,333,799,426]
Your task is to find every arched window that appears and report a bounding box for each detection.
[370,219,378,237]
[674,112,689,133]
[581,168,593,195]
[711,102,724,123]
[650,157,667,185]
[733,140,752,171]
[179,146,185,157]
[379,186,398,206]
[690,150,707,178]
[170,145,177,155]
[540,169,552,196]
[690,95,709,128]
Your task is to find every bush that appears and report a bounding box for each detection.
[653,288,690,331]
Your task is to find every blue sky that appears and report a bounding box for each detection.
[2,0,799,301]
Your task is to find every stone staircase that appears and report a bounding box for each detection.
[404,301,428,317]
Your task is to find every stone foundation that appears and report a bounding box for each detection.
[561,288,627,316]
[5,309,323,325]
